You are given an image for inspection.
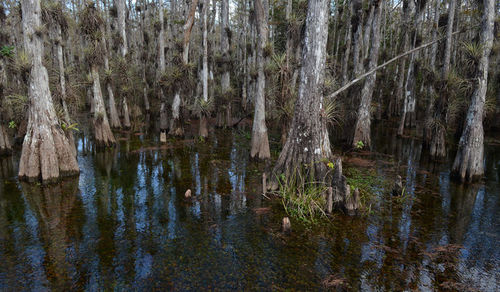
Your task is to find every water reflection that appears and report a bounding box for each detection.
[0,128,498,290]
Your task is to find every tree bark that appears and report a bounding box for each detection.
[103,0,121,129]
[428,0,457,158]
[91,65,116,148]
[396,0,415,136]
[250,0,270,159]
[341,3,353,86]
[158,0,168,142]
[423,0,440,147]
[217,0,231,128]
[117,0,131,129]
[451,0,494,182]
[352,0,384,149]
[199,0,209,138]
[19,0,79,182]
[170,0,199,137]
[272,0,332,186]
[0,37,12,156]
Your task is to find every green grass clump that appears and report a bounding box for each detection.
[344,167,388,211]
[275,166,329,224]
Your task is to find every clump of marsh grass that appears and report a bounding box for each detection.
[274,164,330,224]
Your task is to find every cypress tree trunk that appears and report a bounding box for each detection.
[91,65,116,148]
[396,0,415,136]
[0,36,12,156]
[351,0,363,78]
[199,0,209,138]
[341,3,352,86]
[0,112,11,156]
[216,0,231,128]
[352,0,384,149]
[423,0,440,147]
[429,0,456,159]
[170,0,198,137]
[250,0,270,159]
[158,0,168,142]
[103,0,121,129]
[117,0,131,129]
[272,0,332,185]
[19,0,79,182]
[451,0,494,182]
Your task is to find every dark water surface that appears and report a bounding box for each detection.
[0,125,499,291]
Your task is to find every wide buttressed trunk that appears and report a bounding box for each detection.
[91,65,116,148]
[19,0,79,182]
[451,0,494,183]
[271,0,332,185]
[352,0,384,149]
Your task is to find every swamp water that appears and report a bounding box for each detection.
[0,123,498,291]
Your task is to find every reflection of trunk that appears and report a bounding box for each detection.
[250,0,270,159]
[22,180,79,290]
[272,0,331,185]
[92,65,116,148]
[19,0,79,182]
[352,0,384,149]
[451,0,494,183]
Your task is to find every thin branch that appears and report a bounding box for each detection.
[328,29,465,99]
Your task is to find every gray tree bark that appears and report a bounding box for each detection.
[352,0,384,149]
[199,0,209,138]
[158,0,168,142]
[19,0,79,182]
[451,0,494,182]
[217,0,231,127]
[116,0,131,129]
[170,0,199,136]
[92,64,116,148]
[272,0,332,185]
[103,0,121,129]
[428,0,457,158]
[250,0,270,159]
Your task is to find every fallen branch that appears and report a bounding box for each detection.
[328,29,465,99]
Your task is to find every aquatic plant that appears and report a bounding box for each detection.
[274,164,329,223]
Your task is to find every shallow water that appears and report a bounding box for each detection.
[0,125,499,291]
